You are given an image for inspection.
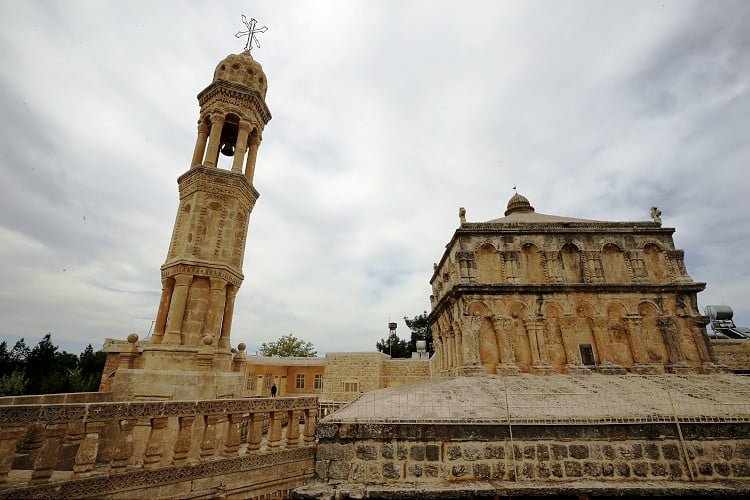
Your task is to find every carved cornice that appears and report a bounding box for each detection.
[161,262,244,288]
[197,80,271,124]
[459,221,670,233]
[177,167,259,211]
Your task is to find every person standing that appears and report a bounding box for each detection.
[270,383,277,397]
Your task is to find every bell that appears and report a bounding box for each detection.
[220,141,235,157]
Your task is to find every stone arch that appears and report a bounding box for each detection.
[637,300,662,317]
[601,243,629,283]
[475,243,502,283]
[643,243,668,283]
[520,243,545,283]
[542,302,564,318]
[478,318,500,374]
[575,301,597,318]
[466,300,491,317]
[560,243,583,283]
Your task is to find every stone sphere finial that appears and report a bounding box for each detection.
[237,342,247,352]
[127,333,139,344]
[202,334,215,347]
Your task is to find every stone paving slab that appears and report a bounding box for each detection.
[323,374,750,424]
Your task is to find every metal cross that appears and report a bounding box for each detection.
[235,15,267,52]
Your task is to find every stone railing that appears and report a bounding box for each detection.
[0,396,318,489]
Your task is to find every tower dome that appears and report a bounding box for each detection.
[504,191,535,216]
[213,51,268,97]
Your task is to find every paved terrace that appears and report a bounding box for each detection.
[324,374,750,424]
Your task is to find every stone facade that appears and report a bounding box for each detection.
[429,193,721,377]
[244,355,326,398]
[322,353,429,402]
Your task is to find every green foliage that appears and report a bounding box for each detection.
[404,312,434,355]
[259,334,317,357]
[0,371,27,396]
[0,335,107,396]
[376,330,411,358]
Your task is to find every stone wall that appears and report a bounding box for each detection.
[311,422,750,494]
[322,353,431,402]
[322,353,387,402]
[381,359,430,388]
[711,339,750,373]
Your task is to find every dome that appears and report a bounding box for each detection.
[213,51,268,97]
[504,192,535,216]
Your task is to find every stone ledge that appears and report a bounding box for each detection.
[292,479,750,499]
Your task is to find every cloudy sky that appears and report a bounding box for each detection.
[0,0,748,356]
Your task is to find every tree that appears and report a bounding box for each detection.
[9,338,30,374]
[404,312,434,356]
[375,330,411,358]
[0,342,11,376]
[259,334,317,357]
[0,371,27,396]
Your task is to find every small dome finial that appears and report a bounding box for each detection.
[505,190,535,216]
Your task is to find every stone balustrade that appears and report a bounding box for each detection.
[0,396,318,490]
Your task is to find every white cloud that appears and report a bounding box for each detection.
[0,0,748,355]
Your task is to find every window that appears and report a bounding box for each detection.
[579,344,595,366]
[343,381,359,393]
[295,373,305,389]
[314,373,323,390]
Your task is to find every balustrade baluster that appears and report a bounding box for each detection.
[246,412,264,453]
[110,418,137,472]
[143,417,168,468]
[200,415,219,459]
[172,416,196,464]
[73,421,105,476]
[285,410,301,448]
[303,408,317,444]
[0,426,25,483]
[31,422,67,483]
[267,410,284,449]
[223,413,243,456]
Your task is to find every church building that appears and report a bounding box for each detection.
[429,192,720,377]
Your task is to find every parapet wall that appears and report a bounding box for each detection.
[711,339,750,373]
[306,422,750,498]
[0,396,318,499]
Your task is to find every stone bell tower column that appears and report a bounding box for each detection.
[113,50,271,400]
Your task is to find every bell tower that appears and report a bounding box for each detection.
[150,51,271,353]
[112,50,271,400]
